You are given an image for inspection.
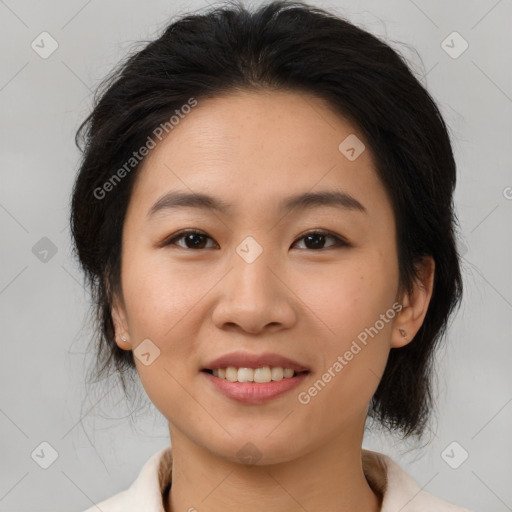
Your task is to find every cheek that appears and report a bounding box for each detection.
[119,252,209,407]
[121,253,203,415]
[300,254,397,336]
[121,249,204,337]
[299,252,397,394]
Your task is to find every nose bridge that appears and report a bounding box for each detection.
[231,233,279,301]
[211,233,295,332]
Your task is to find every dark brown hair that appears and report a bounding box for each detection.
[70,0,463,437]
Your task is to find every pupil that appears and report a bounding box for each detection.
[187,234,205,248]
[306,234,325,249]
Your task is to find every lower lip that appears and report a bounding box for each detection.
[201,370,309,404]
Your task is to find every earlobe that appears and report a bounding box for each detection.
[391,323,411,349]
[392,256,435,348]
[398,328,408,341]
[111,295,131,350]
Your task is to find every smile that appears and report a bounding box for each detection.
[201,367,310,404]
[202,366,307,383]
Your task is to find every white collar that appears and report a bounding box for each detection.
[83,446,472,511]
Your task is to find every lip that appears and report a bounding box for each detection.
[201,370,309,404]
[201,351,310,372]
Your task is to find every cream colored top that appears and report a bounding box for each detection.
[82,447,473,512]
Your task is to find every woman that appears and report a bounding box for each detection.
[71,1,471,510]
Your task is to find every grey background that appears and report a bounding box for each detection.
[0,0,511,511]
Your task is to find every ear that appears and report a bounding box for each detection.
[392,256,435,348]
[111,292,132,351]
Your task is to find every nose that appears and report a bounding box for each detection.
[211,247,297,334]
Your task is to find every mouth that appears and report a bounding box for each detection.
[200,365,311,404]
[202,351,310,378]
[200,367,310,383]
[200,351,311,403]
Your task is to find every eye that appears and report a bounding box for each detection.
[162,229,349,250]
[163,230,218,250]
[292,230,349,250]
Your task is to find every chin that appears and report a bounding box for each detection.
[200,430,309,467]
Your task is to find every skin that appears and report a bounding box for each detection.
[111,89,435,512]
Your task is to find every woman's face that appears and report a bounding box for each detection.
[112,90,428,464]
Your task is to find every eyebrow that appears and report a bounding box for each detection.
[147,189,367,218]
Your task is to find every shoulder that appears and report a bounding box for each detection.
[362,449,474,512]
[79,447,172,512]
[81,489,130,512]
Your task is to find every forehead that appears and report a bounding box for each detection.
[128,89,392,223]
[146,89,369,167]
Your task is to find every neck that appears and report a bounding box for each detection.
[166,420,381,512]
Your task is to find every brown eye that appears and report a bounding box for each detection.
[292,230,349,250]
[164,230,217,249]
[162,229,349,251]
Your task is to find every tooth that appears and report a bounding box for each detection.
[237,368,254,382]
[226,366,238,382]
[215,366,297,382]
[254,366,272,383]
[271,367,284,381]
[283,368,294,378]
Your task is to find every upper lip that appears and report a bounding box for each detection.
[202,351,310,372]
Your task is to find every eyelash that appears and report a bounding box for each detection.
[162,229,350,250]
